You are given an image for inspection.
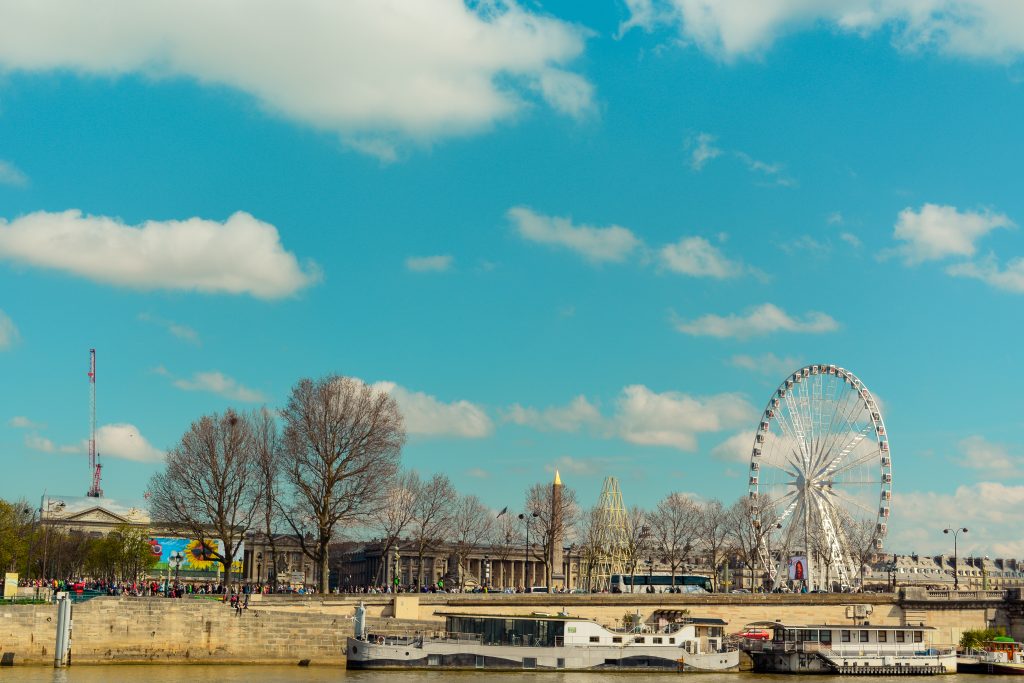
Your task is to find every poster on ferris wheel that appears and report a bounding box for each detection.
[788,556,808,581]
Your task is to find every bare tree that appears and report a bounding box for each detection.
[650,492,700,588]
[408,473,455,589]
[279,376,405,592]
[370,470,421,585]
[726,496,778,592]
[148,409,262,591]
[698,499,731,592]
[575,506,604,592]
[622,506,651,591]
[253,407,282,588]
[843,516,881,590]
[450,494,495,588]
[525,481,579,587]
[489,511,521,588]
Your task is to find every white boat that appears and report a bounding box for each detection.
[346,607,739,672]
[741,621,956,675]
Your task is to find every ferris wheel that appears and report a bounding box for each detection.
[747,364,891,591]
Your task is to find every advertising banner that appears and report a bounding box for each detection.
[3,572,18,599]
[788,555,808,581]
[148,537,244,575]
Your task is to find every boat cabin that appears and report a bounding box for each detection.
[746,621,939,654]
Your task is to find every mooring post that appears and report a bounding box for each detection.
[54,593,72,667]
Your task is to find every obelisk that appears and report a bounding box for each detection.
[550,469,565,588]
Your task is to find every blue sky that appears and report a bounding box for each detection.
[1,1,1023,558]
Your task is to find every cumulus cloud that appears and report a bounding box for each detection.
[0,160,28,187]
[674,303,839,339]
[0,1,591,152]
[0,309,18,350]
[505,395,602,432]
[508,206,642,264]
[689,132,721,170]
[9,416,44,429]
[614,385,753,450]
[0,210,318,298]
[947,256,1024,293]
[137,312,200,344]
[372,381,493,439]
[96,423,164,462]
[405,255,453,273]
[892,203,1014,264]
[618,0,1024,62]
[728,352,803,377]
[893,482,1024,556]
[172,371,267,403]
[659,236,744,278]
[734,151,796,187]
[544,455,631,477]
[711,430,757,462]
[840,232,862,249]
[956,435,1022,472]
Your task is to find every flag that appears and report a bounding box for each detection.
[496,506,508,518]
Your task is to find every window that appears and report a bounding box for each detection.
[653,637,663,644]
[590,636,600,643]
[878,631,887,643]
[557,658,565,669]
[475,656,485,669]
[612,637,622,644]
[669,638,675,644]
[634,637,645,644]
[819,630,832,645]
[860,631,869,643]
[896,631,905,643]
[523,658,537,669]
[428,655,441,666]
[914,631,923,643]
[841,630,851,643]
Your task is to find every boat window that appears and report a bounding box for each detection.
[896,631,905,643]
[653,637,663,644]
[557,658,565,669]
[635,637,645,644]
[878,631,887,643]
[860,631,869,643]
[475,656,484,668]
[612,637,622,644]
[819,630,832,645]
[590,636,600,643]
[523,658,537,669]
[914,631,923,643]
[800,630,817,642]
[669,638,675,644]
[841,630,851,643]
[428,655,441,666]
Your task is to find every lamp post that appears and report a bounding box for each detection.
[168,551,184,595]
[943,527,968,590]
[256,552,263,587]
[483,555,490,591]
[518,512,538,589]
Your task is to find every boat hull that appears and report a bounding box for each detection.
[958,657,1024,675]
[749,650,957,675]
[345,637,739,672]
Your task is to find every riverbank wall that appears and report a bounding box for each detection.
[0,588,1018,666]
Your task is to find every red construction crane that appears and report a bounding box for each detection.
[86,348,103,498]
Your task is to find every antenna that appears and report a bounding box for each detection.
[86,348,103,498]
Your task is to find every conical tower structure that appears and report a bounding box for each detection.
[586,476,629,592]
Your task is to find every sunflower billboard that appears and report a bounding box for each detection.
[149,537,244,577]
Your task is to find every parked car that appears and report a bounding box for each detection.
[738,628,771,641]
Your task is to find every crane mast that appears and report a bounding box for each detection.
[87,348,103,498]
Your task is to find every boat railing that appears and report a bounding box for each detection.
[425,631,484,645]
[743,641,954,658]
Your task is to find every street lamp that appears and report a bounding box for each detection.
[518,512,539,589]
[168,551,184,594]
[256,552,263,587]
[943,527,968,590]
[483,555,490,591]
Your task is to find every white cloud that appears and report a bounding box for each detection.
[618,1,1024,62]
[0,309,18,350]
[508,206,642,264]
[372,381,493,439]
[0,160,28,187]
[544,455,630,477]
[892,204,1014,264]
[711,430,757,462]
[465,467,490,479]
[405,255,453,273]
[893,482,1024,557]
[827,212,844,225]
[0,1,591,151]
[0,210,318,298]
[689,132,721,170]
[137,312,200,344]
[734,151,796,187]
[780,235,830,257]
[615,385,753,450]
[25,433,56,453]
[728,352,802,377]
[674,303,839,339]
[659,236,743,278]
[172,371,267,403]
[9,416,44,429]
[947,256,1024,293]
[505,395,602,432]
[840,232,862,249]
[956,435,1021,472]
[96,423,164,462]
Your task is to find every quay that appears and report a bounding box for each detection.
[0,588,1020,666]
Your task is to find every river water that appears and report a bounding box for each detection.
[0,668,1016,683]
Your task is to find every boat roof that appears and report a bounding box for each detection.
[651,611,727,625]
[745,621,935,631]
[437,611,590,622]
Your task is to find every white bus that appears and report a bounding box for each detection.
[610,573,712,594]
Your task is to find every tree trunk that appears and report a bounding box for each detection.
[320,551,329,593]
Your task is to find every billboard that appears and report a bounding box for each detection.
[149,537,244,575]
[788,556,808,581]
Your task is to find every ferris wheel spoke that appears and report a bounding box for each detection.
[812,385,864,473]
[826,486,878,519]
[823,445,880,481]
[815,428,874,480]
